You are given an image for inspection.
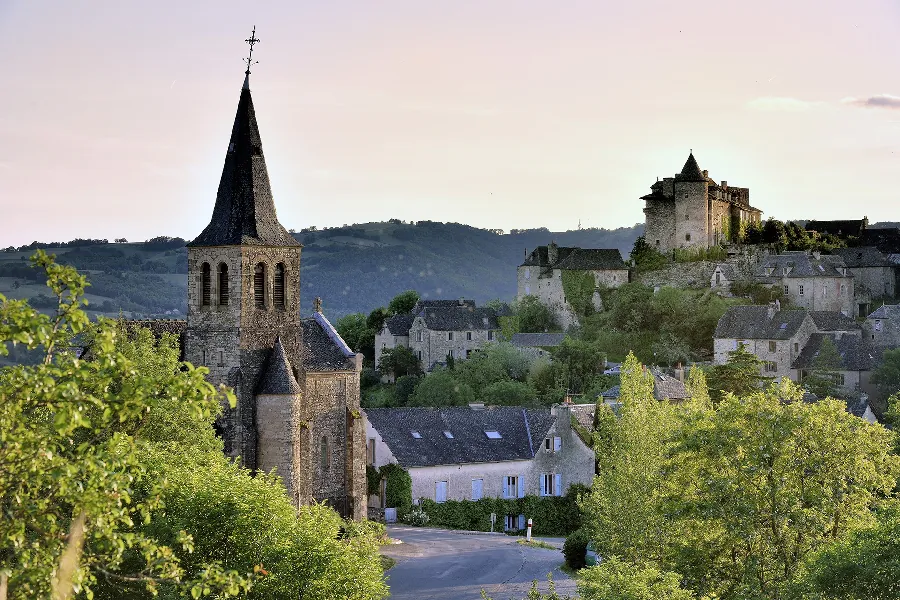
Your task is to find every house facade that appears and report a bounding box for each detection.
[641,152,763,252]
[517,243,629,329]
[866,304,900,349]
[753,252,855,315]
[363,405,594,507]
[375,300,501,375]
[832,247,896,316]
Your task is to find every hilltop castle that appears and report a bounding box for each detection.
[641,152,763,252]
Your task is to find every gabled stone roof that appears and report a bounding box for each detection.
[413,305,499,332]
[809,311,860,332]
[755,252,850,279]
[831,246,894,268]
[804,219,867,238]
[520,245,577,268]
[364,406,557,467]
[553,248,627,271]
[791,333,880,371]
[384,313,415,335]
[715,306,809,340]
[301,312,358,372]
[188,77,299,248]
[868,304,900,320]
[510,333,567,348]
[256,336,302,395]
[675,152,706,182]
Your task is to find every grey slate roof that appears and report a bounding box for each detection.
[301,312,357,371]
[521,245,577,268]
[384,313,415,336]
[257,336,302,395]
[414,305,499,332]
[188,77,300,248]
[364,406,557,467]
[804,220,866,238]
[809,311,860,332]
[510,333,567,348]
[553,248,628,271]
[755,252,850,279]
[600,369,689,402]
[413,299,476,310]
[675,152,705,182]
[791,334,880,371]
[712,263,738,281]
[831,246,893,268]
[715,306,809,340]
[868,304,900,320]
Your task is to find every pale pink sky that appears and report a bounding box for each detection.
[1,0,899,246]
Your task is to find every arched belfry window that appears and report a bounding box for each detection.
[254,263,266,309]
[218,263,229,306]
[274,263,286,309]
[201,263,211,306]
[320,435,330,473]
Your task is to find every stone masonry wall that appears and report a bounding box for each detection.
[408,318,500,371]
[643,199,676,252]
[673,180,709,250]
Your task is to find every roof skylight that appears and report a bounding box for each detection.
[484,430,502,439]
[443,431,454,439]
[411,431,422,439]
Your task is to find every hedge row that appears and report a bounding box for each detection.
[418,485,587,536]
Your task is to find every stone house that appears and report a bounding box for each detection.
[363,405,594,518]
[865,304,900,349]
[791,332,879,402]
[517,243,629,330]
[374,300,501,376]
[714,306,819,381]
[509,332,567,360]
[599,368,690,403]
[161,70,366,518]
[641,152,763,252]
[832,247,897,316]
[753,252,855,315]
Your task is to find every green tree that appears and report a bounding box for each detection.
[802,337,843,398]
[706,343,771,402]
[393,374,421,406]
[378,346,421,379]
[683,366,711,410]
[480,380,538,406]
[335,312,375,359]
[553,338,606,394]
[411,370,475,406]
[629,236,668,274]
[871,347,900,398]
[365,307,391,339]
[387,290,420,315]
[516,295,559,333]
[578,557,696,600]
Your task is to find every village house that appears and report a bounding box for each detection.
[598,368,690,404]
[791,332,879,404]
[753,252,855,315]
[374,300,501,376]
[641,152,763,252]
[866,304,900,349]
[831,246,897,316]
[363,404,594,526]
[517,243,629,329]
[509,332,567,360]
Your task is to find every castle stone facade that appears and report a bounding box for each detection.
[642,152,762,252]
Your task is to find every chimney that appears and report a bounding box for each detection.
[702,170,708,178]
[547,241,559,265]
[721,180,727,189]
[674,362,684,382]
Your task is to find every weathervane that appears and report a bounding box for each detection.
[243,26,260,75]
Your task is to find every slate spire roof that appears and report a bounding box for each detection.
[188,75,300,247]
[676,151,705,182]
[257,335,302,395]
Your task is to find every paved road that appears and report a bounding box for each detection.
[381,526,575,600]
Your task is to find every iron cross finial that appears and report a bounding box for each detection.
[243,26,260,75]
[314,297,322,313]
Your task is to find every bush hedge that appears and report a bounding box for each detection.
[418,485,586,536]
[563,526,591,570]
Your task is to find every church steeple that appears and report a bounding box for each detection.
[189,30,299,248]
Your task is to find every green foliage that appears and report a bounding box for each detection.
[561,270,597,318]
[336,312,374,359]
[393,374,421,405]
[706,343,772,402]
[872,347,900,397]
[379,346,422,379]
[577,557,696,600]
[480,380,538,406]
[562,527,591,570]
[729,280,785,304]
[552,338,607,393]
[802,337,843,398]
[379,463,412,516]
[672,245,727,263]
[386,290,420,315]
[402,506,430,527]
[366,465,381,497]
[629,236,669,274]
[482,576,572,600]
[741,218,849,252]
[516,295,560,333]
[419,488,584,536]
[411,369,476,406]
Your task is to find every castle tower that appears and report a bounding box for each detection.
[184,69,304,470]
[672,152,710,248]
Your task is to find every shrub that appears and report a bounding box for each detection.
[380,463,412,516]
[563,527,591,570]
[340,519,387,542]
[403,506,430,527]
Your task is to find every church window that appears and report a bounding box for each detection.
[201,349,207,365]
[254,263,266,309]
[218,263,229,305]
[201,263,211,306]
[274,263,286,309]
[320,435,330,472]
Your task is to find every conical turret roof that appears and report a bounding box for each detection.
[256,336,302,395]
[189,76,300,247]
[676,152,705,182]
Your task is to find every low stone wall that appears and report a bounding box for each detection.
[634,261,718,289]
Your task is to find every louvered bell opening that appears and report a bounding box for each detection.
[201,263,211,306]
[218,263,229,305]
[274,263,285,309]
[254,263,265,309]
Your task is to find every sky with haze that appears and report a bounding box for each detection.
[1,0,899,246]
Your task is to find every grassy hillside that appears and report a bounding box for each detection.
[0,221,643,324]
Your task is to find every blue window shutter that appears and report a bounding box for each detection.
[502,477,509,499]
[540,474,547,496]
[472,479,482,501]
[554,473,562,496]
[554,436,562,452]
[518,514,526,530]
[517,475,525,498]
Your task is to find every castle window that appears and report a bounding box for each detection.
[416,331,423,342]
[448,332,454,341]
[274,263,286,309]
[784,285,789,295]
[466,331,472,341]
[218,263,229,305]
[254,263,266,309]
[201,263,211,306]
[488,330,494,341]
[769,341,776,353]
[320,435,330,472]
[685,234,691,242]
